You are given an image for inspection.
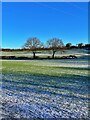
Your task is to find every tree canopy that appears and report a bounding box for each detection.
[23,37,43,49]
[47,38,64,48]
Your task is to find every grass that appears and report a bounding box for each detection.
[2,60,89,77]
[1,48,89,57]
[1,56,89,118]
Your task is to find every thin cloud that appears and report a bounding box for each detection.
[34,2,87,18]
[65,2,88,12]
[35,2,77,17]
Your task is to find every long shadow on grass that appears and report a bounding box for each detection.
[2,73,89,100]
[1,73,89,119]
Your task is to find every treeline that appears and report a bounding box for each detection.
[1,47,66,52]
[1,43,90,51]
[1,37,90,59]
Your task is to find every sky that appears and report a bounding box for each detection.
[1,0,89,2]
[2,2,88,48]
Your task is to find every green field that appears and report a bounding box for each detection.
[0,51,90,119]
[2,60,89,77]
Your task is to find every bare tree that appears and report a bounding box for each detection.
[23,37,43,59]
[47,38,64,58]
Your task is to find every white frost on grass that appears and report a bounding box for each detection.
[1,73,89,119]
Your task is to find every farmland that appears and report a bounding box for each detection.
[0,50,90,119]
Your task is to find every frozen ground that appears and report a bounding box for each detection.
[0,58,90,119]
[0,73,89,119]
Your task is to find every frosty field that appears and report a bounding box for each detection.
[0,59,90,119]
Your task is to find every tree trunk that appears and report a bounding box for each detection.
[33,51,36,59]
[52,50,56,59]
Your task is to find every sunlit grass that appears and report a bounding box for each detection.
[2,60,89,77]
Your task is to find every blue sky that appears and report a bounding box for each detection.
[2,2,88,48]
